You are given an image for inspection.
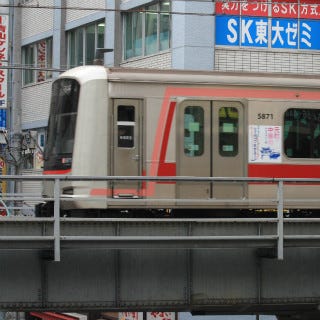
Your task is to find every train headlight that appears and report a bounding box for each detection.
[62,187,74,195]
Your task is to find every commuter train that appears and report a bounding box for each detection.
[37,66,320,217]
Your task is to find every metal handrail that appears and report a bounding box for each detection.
[1,175,320,261]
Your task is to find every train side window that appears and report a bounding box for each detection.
[219,107,238,157]
[284,108,320,158]
[117,105,135,148]
[184,106,204,157]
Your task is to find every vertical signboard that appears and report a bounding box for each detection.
[37,40,46,82]
[0,156,6,196]
[215,0,320,50]
[0,109,6,129]
[0,6,9,198]
[0,14,8,109]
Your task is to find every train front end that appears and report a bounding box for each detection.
[43,77,79,176]
[38,66,109,216]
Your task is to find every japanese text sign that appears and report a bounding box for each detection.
[0,15,8,109]
[215,0,320,50]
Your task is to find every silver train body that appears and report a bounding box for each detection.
[40,66,320,216]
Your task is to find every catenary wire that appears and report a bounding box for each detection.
[0,1,317,17]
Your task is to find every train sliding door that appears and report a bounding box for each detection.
[112,99,142,198]
[177,100,245,200]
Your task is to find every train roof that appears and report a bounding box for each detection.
[59,65,320,89]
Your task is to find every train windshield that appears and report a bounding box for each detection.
[44,78,80,171]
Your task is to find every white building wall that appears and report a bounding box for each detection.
[121,51,172,69]
[21,81,52,125]
[66,0,105,23]
[215,49,320,75]
[21,0,54,39]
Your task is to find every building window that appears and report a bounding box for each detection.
[284,108,320,158]
[22,38,53,86]
[124,1,170,60]
[67,21,105,68]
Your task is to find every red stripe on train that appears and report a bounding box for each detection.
[156,163,320,179]
[43,169,72,175]
[43,164,320,179]
[248,164,320,178]
[157,101,177,182]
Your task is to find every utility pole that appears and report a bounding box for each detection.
[8,0,22,202]
[10,0,22,173]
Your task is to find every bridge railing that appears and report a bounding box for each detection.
[0,175,320,262]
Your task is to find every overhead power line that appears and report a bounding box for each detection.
[1,3,214,16]
[0,64,66,72]
[0,1,318,18]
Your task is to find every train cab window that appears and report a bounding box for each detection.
[284,108,320,158]
[219,107,239,157]
[117,105,135,148]
[184,106,204,157]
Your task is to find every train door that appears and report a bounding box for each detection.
[112,99,142,197]
[177,100,245,200]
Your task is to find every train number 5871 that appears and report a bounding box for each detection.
[257,113,274,120]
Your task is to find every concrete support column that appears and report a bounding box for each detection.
[171,0,214,70]
[10,0,21,178]
[105,0,121,67]
[53,0,66,76]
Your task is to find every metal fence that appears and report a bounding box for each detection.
[1,175,320,262]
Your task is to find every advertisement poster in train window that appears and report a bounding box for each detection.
[249,125,282,163]
[215,0,320,50]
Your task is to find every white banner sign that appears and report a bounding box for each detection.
[249,125,282,163]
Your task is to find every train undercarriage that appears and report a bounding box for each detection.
[35,201,320,218]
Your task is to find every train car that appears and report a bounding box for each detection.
[37,66,320,217]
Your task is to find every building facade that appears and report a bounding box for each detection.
[8,0,320,200]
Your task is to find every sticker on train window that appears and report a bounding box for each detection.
[219,107,238,157]
[222,123,234,133]
[184,106,204,157]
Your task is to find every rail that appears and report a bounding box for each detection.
[0,175,320,262]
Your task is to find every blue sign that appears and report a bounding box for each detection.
[215,16,240,46]
[0,109,7,130]
[241,17,268,47]
[216,16,320,50]
[300,20,320,50]
[271,19,298,49]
